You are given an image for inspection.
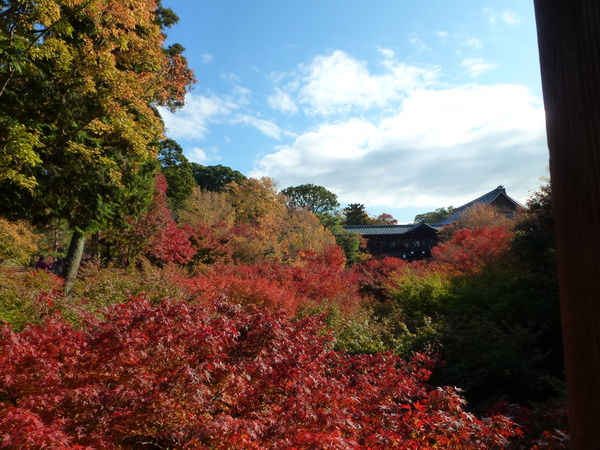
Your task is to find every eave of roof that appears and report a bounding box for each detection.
[343,222,443,236]
[439,186,526,224]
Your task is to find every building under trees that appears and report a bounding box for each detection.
[344,186,524,260]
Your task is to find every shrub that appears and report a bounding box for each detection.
[0,268,66,330]
[0,298,518,448]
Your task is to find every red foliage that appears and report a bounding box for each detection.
[112,173,195,266]
[431,226,513,275]
[0,298,517,448]
[181,246,362,316]
[487,400,569,449]
[349,257,409,301]
[187,222,234,267]
[144,174,195,265]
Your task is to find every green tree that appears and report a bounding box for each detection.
[0,0,195,291]
[413,207,454,224]
[281,184,340,218]
[158,139,195,210]
[343,203,370,225]
[191,163,246,192]
[312,211,361,265]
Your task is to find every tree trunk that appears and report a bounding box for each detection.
[64,230,86,295]
[534,1,600,446]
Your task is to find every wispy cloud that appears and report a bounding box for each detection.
[409,33,431,52]
[460,58,498,77]
[233,115,284,140]
[160,94,237,140]
[501,10,522,25]
[463,37,484,50]
[268,88,298,114]
[200,53,214,64]
[484,8,522,26]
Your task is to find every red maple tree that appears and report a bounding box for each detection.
[0,298,517,448]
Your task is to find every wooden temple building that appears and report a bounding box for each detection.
[344,186,525,260]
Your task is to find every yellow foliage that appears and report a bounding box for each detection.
[0,124,42,191]
[0,219,39,266]
[179,187,236,227]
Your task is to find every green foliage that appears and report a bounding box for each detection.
[105,173,195,268]
[414,206,455,224]
[281,183,340,217]
[430,261,562,411]
[332,307,403,355]
[190,163,246,192]
[0,268,69,330]
[512,180,555,272]
[158,139,195,209]
[382,268,450,356]
[0,120,42,191]
[319,211,363,264]
[69,260,192,313]
[343,203,370,225]
[0,0,195,288]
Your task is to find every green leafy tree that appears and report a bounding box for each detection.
[281,184,340,217]
[158,139,195,210]
[0,0,195,291]
[191,163,246,192]
[344,203,370,225]
[414,207,454,224]
[317,211,362,264]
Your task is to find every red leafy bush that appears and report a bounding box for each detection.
[431,226,513,276]
[349,256,409,301]
[181,246,362,316]
[0,298,517,448]
[108,173,195,267]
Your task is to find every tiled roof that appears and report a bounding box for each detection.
[439,185,525,224]
[344,222,443,236]
[343,186,524,234]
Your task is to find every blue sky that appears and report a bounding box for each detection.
[159,0,547,223]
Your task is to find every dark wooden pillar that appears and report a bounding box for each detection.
[534,1,600,446]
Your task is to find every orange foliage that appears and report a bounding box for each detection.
[0,219,39,266]
[431,226,514,276]
[181,247,361,317]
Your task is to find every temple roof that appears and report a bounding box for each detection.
[344,222,443,236]
[439,185,525,224]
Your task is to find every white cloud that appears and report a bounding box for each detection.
[200,53,214,64]
[233,115,283,139]
[186,147,209,163]
[484,8,522,27]
[377,46,396,59]
[463,37,484,50]
[252,84,547,216]
[460,58,498,77]
[296,50,437,116]
[409,33,431,52]
[268,88,298,114]
[501,10,522,25]
[160,93,237,140]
